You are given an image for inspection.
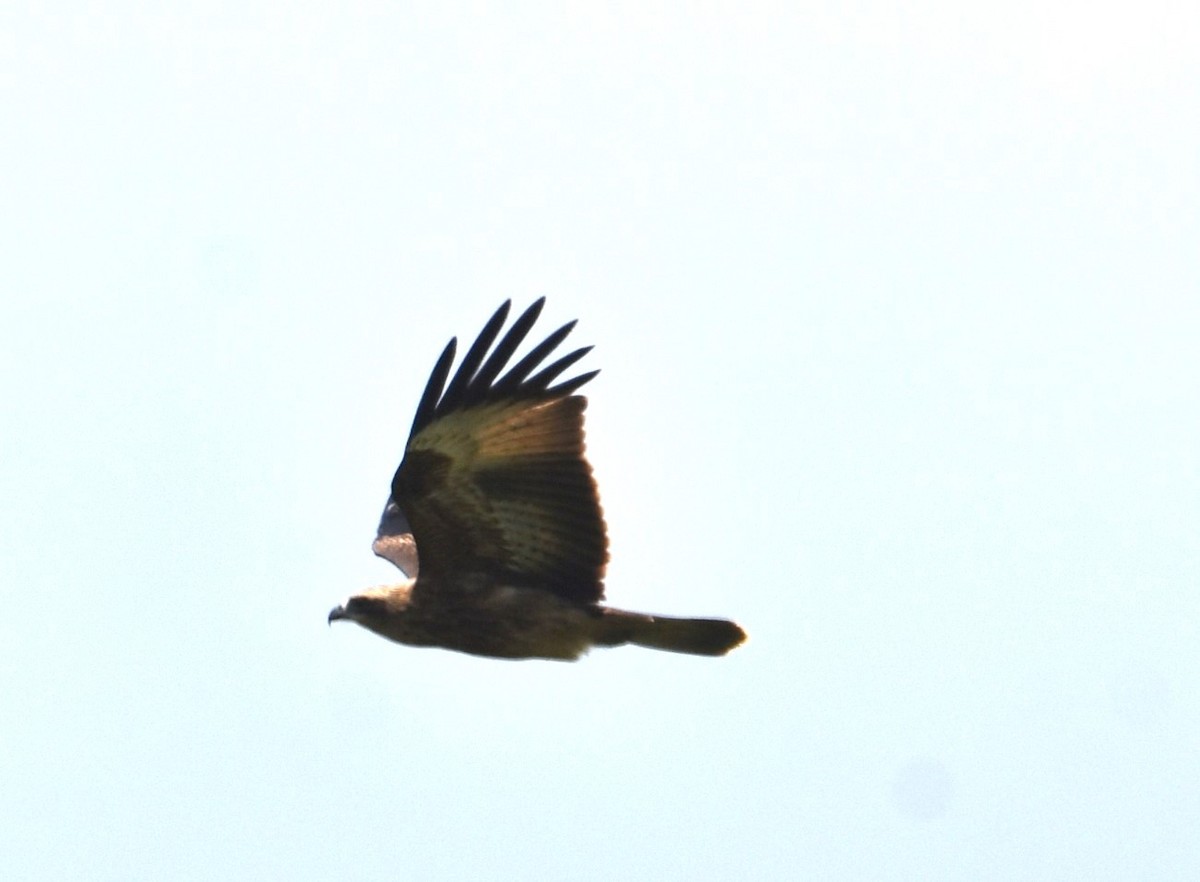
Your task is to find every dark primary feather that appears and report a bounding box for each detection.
[435,300,514,417]
[533,357,598,399]
[407,339,457,441]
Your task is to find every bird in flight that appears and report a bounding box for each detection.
[328,299,746,660]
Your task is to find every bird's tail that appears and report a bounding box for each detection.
[596,608,747,657]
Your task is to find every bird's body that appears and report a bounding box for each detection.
[328,299,746,661]
[343,578,744,661]
[342,577,597,660]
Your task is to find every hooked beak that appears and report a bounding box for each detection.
[328,605,348,625]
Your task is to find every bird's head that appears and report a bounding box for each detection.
[328,583,419,642]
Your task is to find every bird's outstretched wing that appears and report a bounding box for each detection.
[373,299,607,603]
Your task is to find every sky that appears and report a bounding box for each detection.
[3,2,1198,879]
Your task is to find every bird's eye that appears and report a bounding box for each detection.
[347,596,383,615]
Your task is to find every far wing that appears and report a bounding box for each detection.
[372,497,418,577]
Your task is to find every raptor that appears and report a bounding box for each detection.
[328,299,746,660]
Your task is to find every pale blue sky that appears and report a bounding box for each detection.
[3,3,1198,880]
